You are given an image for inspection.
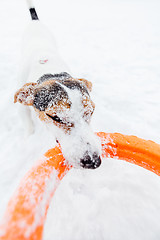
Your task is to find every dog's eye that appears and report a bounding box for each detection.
[46,113,63,123]
[46,113,74,127]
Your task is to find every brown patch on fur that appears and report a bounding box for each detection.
[78,78,92,92]
[82,97,95,122]
[14,82,37,105]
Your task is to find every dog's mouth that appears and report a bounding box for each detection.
[46,113,74,127]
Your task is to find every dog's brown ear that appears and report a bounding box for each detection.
[78,78,92,92]
[14,83,37,106]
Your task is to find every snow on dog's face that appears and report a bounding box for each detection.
[14,73,101,169]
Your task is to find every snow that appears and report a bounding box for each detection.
[48,86,101,168]
[0,0,160,239]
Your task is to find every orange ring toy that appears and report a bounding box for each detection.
[0,144,71,240]
[0,132,160,240]
[97,132,160,176]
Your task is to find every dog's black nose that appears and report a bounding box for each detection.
[80,152,101,169]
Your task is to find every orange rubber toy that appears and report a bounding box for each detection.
[0,132,160,240]
[97,132,160,176]
[0,144,71,240]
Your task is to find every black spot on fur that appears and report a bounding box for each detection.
[37,74,55,84]
[37,72,89,95]
[37,72,72,84]
[61,80,89,95]
[51,72,72,80]
[33,83,70,111]
[29,8,39,20]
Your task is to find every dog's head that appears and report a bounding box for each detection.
[14,72,101,169]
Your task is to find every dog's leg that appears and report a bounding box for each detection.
[18,105,34,136]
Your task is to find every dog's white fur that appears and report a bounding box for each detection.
[18,20,70,134]
[17,1,101,167]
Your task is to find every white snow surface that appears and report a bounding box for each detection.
[0,0,160,239]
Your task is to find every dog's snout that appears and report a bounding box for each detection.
[80,152,101,169]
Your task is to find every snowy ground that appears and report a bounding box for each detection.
[0,0,160,239]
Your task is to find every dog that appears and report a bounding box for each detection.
[14,0,101,169]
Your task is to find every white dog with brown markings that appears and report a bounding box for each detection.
[14,0,101,169]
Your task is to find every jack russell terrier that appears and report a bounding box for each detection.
[14,0,101,169]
